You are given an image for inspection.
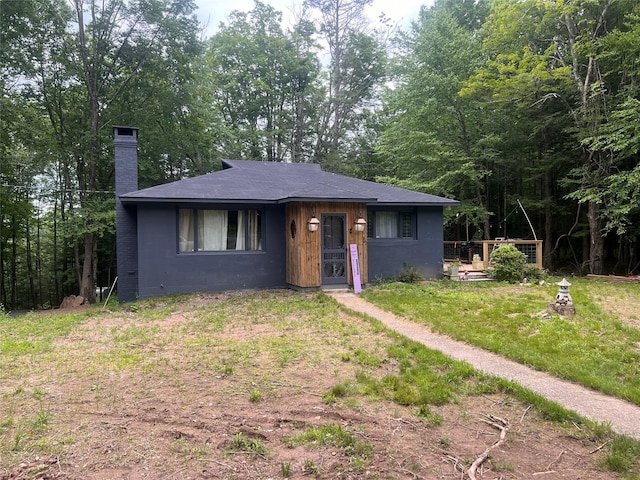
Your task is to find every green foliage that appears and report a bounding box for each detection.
[601,436,640,474]
[376,1,494,234]
[303,458,319,475]
[249,389,262,403]
[416,406,443,427]
[489,245,527,283]
[396,263,425,284]
[281,462,292,477]
[287,424,373,461]
[351,337,478,408]
[0,310,97,356]
[207,2,320,162]
[522,264,548,283]
[227,432,268,458]
[306,0,387,164]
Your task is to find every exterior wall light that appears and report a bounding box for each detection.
[354,213,367,232]
[308,213,320,232]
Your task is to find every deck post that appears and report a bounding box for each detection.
[483,242,490,267]
[536,240,543,268]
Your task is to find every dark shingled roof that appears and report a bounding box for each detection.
[120,159,459,206]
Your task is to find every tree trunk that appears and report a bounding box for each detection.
[80,232,96,302]
[11,213,17,309]
[587,201,604,274]
[0,211,5,308]
[25,214,36,309]
[543,170,554,270]
[53,200,59,305]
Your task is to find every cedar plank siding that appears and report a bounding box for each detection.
[286,202,368,288]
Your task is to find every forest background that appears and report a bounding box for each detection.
[1,0,640,311]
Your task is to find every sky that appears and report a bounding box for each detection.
[194,0,433,38]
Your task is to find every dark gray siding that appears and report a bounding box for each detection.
[367,207,444,281]
[136,204,287,298]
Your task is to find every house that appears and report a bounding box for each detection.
[114,127,460,302]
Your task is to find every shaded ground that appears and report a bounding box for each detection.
[0,291,622,479]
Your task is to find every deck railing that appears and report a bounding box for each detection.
[444,240,543,268]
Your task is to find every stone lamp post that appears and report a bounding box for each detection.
[547,278,576,316]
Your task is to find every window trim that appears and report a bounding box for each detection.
[177,207,264,253]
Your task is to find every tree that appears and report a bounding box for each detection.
[0,0,72,309]
[460,0,579,269]
[207,1,321,162]
[377,1,494,239]
[1,0,205,305]
[469,0,639,274]
[305,0,387,164]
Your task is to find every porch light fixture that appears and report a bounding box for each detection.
[354,213,367,232]
[308,213,320,232]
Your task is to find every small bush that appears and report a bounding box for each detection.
[522,264,548,283]
[489,245,527,283]
[397,263,424,284]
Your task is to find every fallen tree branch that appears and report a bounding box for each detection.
[520,405,533,423]
[467,415,509,480]
[547,450,565,470]
[589,440,610,454]
[199,459,234,470]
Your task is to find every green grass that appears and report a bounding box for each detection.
[1,288,639,478]
[227,432,269,458]
[361,278,640,405]
[286,423,373,464]
[0,309,100,357]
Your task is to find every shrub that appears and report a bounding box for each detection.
[396,263,424,284]
[489,245,527,283]
[522,264,548,283]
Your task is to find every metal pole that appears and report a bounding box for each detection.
[517,199,538,241]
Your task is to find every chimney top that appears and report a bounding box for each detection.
[113,126,138,142]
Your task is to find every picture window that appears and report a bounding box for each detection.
[178,209,262,252]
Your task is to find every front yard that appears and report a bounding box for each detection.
[1,285,639,479]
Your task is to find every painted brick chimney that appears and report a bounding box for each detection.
[114,126,139,303]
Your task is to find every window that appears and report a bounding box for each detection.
[178,209,262,252]
[367,210,415,239]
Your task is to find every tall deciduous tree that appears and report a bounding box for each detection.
[66,0,203,301]
[305,0,387,164]
[469,0,638,274]
[207,1,320,162]
[3,0,204,305]
[377,1,493,238]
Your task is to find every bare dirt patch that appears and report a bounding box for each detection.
[590,283,640,329]
[1,291,619,479]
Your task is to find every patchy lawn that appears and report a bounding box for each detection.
[1,289,637,479]
[362,278,640,406]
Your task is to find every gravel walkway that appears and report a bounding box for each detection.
[329,291,640,439]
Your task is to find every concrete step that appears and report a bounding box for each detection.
[444,271,493,282]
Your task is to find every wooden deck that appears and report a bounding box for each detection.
[443,262,492,282]
[444,240,543,269]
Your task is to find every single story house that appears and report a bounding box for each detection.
[114,127,459,302]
